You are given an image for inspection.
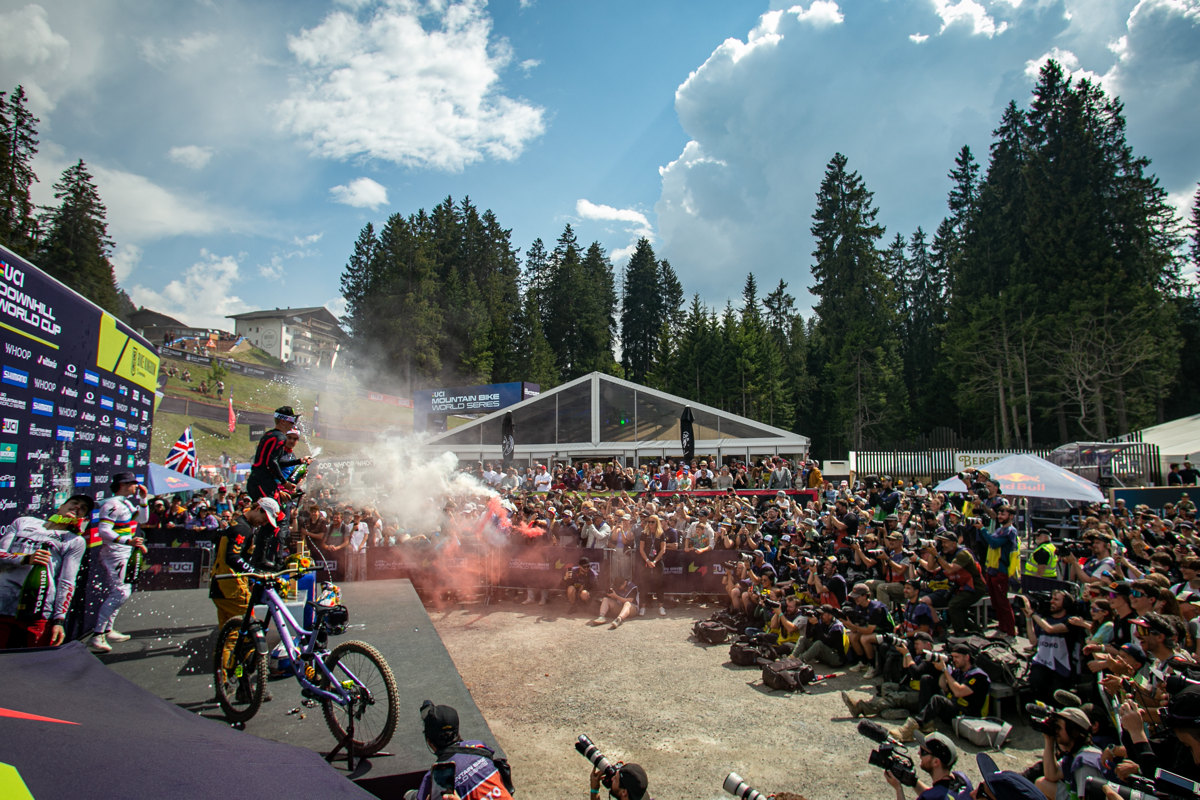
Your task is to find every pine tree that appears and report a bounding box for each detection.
[620,238,663,383]
[0,86,40,257]
[578,241,619,375]
[339,222,379,341]
[809,153,907,452]
[39,160,121,313]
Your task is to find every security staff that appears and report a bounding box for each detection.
[1024,529,1059,580]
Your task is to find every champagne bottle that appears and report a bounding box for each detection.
[16,544,52,621]
[289,462,309,484]
[126,543,145,586]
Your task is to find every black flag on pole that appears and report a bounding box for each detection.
[501,411,515,468]
[680,406,695,463]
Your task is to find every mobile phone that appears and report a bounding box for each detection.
[431,761,456,795]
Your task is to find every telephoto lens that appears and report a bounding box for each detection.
[723,771,769,800]
[575,735,617,787]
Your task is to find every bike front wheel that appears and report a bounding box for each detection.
[320,640,399,756]
[213,616,267,723]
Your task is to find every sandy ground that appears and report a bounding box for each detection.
[430,597,1046,800]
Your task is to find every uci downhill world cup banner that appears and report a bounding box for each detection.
[0,244,159,517]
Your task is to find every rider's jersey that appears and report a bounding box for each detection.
[0,518,86,620]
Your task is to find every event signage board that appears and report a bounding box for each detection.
[412,381,539,432]
[952,452,1011,472]
[0,245,159,516]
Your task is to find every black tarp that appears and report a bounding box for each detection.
[0,642,372,799]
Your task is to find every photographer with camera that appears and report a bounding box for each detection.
[565,557,595,613]
[844,632,938,719]
[589,576,640,629]
[793,603,848,667]
[845,583,897,678]
[407,701,514,800]
[1065,536,1118,586]
[885,732,963,800]
[1032,706,1102,800]
[1018,591,1076,697]
[577,735,650,800]
[890,644,991,742]
[931,531,986,637]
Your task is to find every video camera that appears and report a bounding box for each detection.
[857,720,917,787]
[1060,539,1093,559]
[1016,591,1056,616]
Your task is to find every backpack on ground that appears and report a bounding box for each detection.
[693,620,734,644]
[946,634,990,656]
[729,637,777,666]
[951,716,1014,749]
[975,640,1028,688]
[761,657,816,691]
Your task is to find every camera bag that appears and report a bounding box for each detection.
[693,620,734,644]
[760,657,816,691]
[729,638,776,666]
[975,641,1027,688]
[951,716,1013,749]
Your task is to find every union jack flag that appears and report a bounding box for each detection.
[164,426,198,477]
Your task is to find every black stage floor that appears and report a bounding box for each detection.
[101,579,499,797]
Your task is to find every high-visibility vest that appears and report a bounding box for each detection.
[1023,542,1058,578]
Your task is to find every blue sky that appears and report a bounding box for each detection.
[2,0,1197,331]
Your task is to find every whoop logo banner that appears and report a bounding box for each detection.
[0,244,159,516]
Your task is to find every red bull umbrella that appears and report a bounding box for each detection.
[934,453,1104,503]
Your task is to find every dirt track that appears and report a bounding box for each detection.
[431,599,1044,800]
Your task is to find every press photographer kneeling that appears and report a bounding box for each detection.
[576,735,650,800]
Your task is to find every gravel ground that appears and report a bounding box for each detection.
[430,598,1046,800]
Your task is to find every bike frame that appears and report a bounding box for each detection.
[240,576,366,708]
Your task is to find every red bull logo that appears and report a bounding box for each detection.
[998,471,1040,483]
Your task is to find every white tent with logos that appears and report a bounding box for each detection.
[933,452,1104,503]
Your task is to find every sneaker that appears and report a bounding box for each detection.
[88,634,112,653]
[105,630,131,643]
[863,667,879,680]
[639,607,645,616]
[659,605,667,617]
[587,617,606,627]
[609,617,623,630]
[849,662,868,672]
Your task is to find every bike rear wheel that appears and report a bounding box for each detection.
[320,640,399,756]
[213,616,267,723]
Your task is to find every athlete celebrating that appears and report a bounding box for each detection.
[0,495,95,648]
[88,472,149,653]
[247,406,309,501]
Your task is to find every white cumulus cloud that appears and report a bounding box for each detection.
[110,243,142,284]
[129,250,254,330]
[330,177,389,209]
[794,1,845,27]
[0,4,72,112]
[932,0,1008,38]
[278,0,546,171]
[576,199,655,240]
[167,145,215,170]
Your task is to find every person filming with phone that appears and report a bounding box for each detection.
[406,700,514,800]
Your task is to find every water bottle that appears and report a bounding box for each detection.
[16,544,52,621]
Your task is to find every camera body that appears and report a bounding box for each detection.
[1026,702,1057,735]
[868,744,918,787]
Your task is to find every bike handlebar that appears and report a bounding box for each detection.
[212,565,320,582]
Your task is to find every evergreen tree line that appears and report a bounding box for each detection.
[341,61,1199,457]
[0,86,132,317]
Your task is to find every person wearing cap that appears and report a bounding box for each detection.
[844,583,896,677]
[931,530,986,637]
[0,495,95,649]
[1018,590,1075,698]
[407,701,514,800]
[885,730,962,800]
[890,644,991,742]
[86,472,150,653]
[563,557,595,612]
[1130,612,1184,687]
[209,497,282,626]
[794,603,848,667]
[1034,705,1103,800]
[684,510,714,554]
[974,753,1045,800]
[843,631,938,719]
[248,406,307,501]
[1024,529,1059,582]
[588,760,649,800]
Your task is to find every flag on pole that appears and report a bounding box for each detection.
[164,426,198,477]
[228,394,236,434]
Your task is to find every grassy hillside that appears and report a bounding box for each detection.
[150,410,375,467]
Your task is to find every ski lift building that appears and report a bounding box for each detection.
[423,372,810,466]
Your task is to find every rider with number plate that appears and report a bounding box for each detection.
[210,497,281,626]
